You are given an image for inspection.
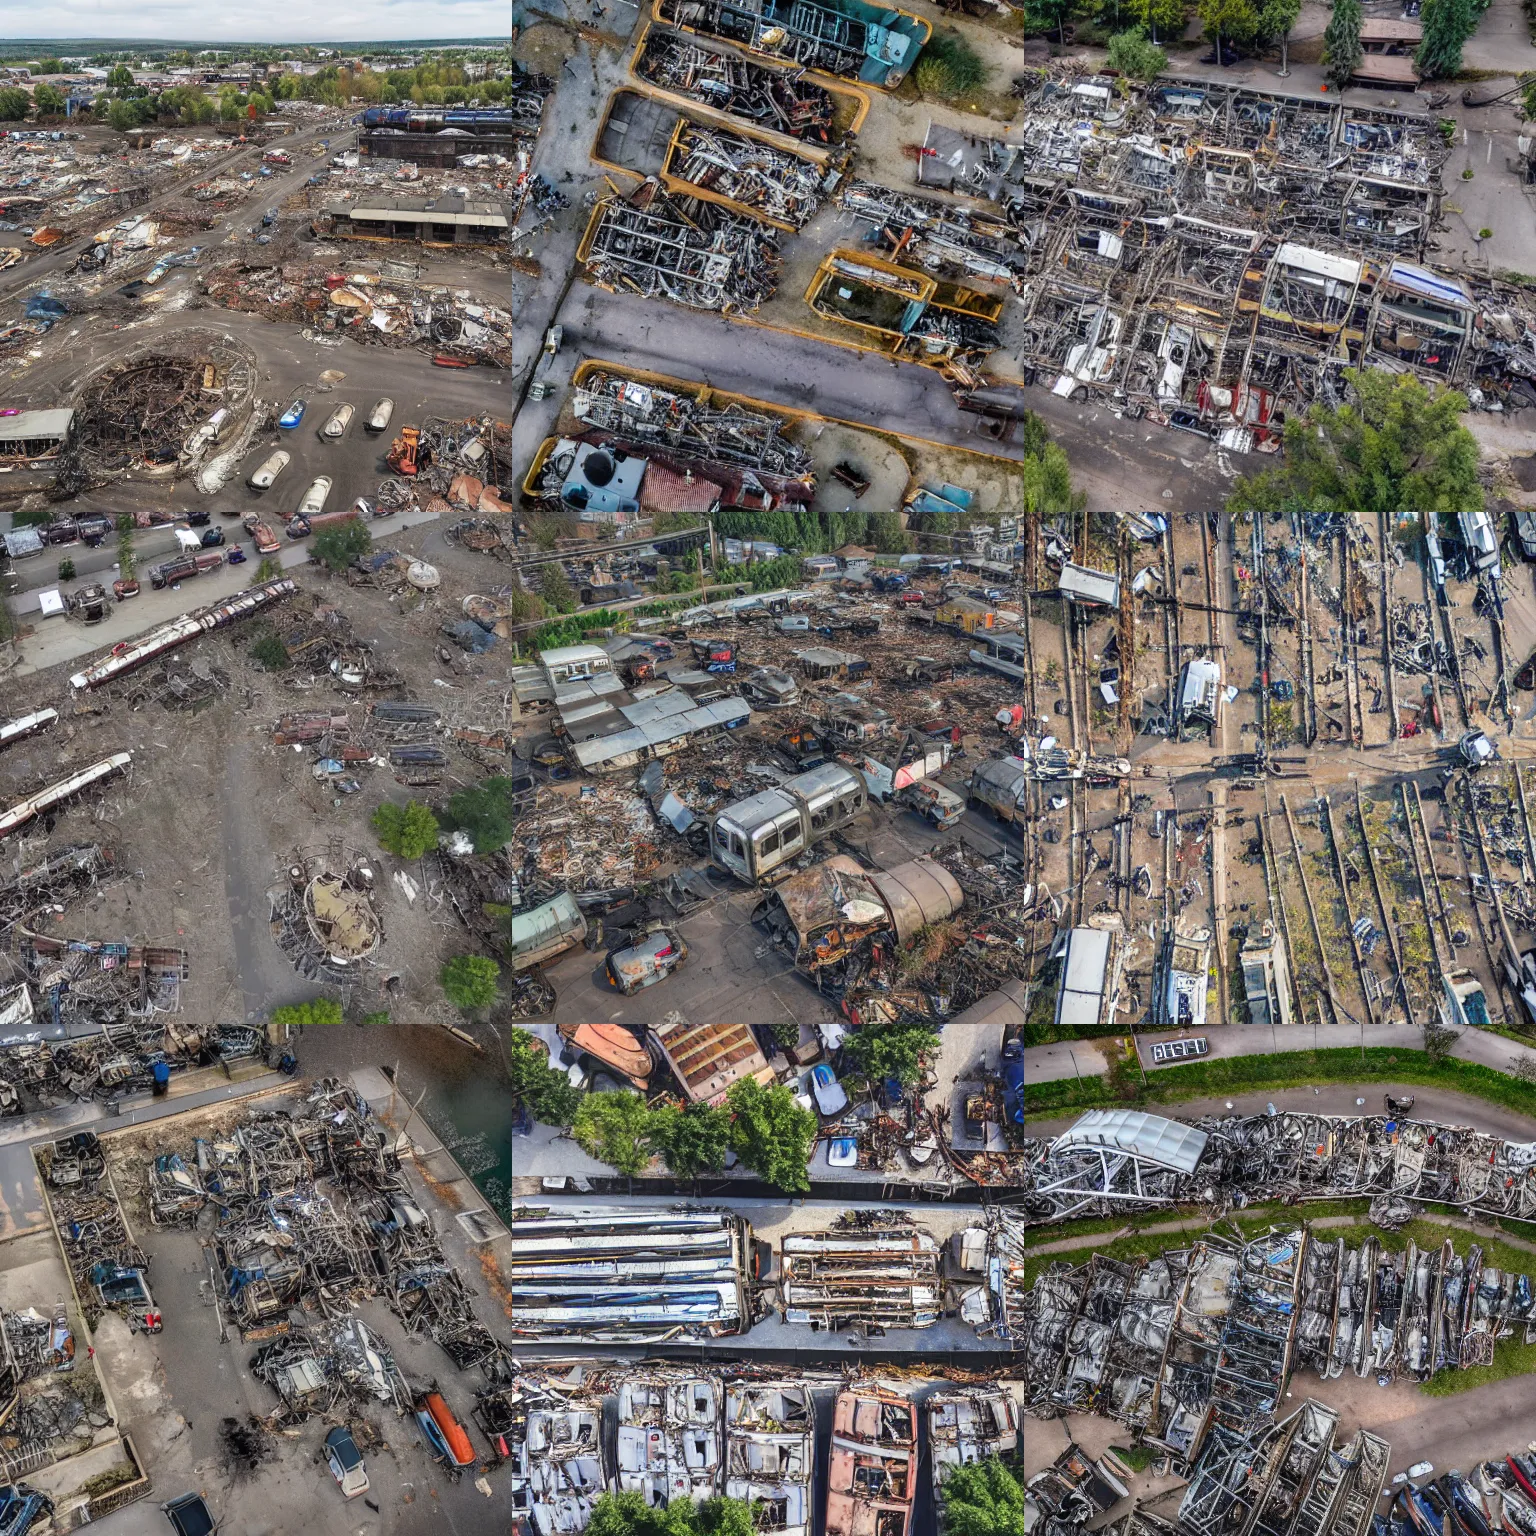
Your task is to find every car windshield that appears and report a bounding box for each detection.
[329,1434,361,1470]
[167,1495,215,1536]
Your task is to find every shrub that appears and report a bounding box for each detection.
[371,800,439,859]
[648,1101,732,1179]
[361,1011,391,1028]
[271,997,343,1028]
[255,556,282,582]
[249,634,288,670]
[440,954,499,1012]
[1106,28,1168,79]
[58,558,76,583]
[913,30,987,100]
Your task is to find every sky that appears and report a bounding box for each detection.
[0,0,511,44]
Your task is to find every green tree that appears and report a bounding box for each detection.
[573,1091,654,1176]
[31,59,65,73]
[725,1077,817,1193]
[371,800,440,858]
[1023,0,1080,44]
[507,1027,582,1125]
[106,64,135,89]
[1106,27,1169,77]
[309,520,372,572]
[32,84,66,117]
[538,561,577,613]
[271,997,343,1028]
[1128,0,1186,42]
[588,1492,758,1536]
[940,1460,1026,1536]
[107,98,137,132]
[1323,0,1363,88]
[866,508,913,555]
[1227,370,1482,517]
[441,954,499,1012]
[846,1018,940,1089]
[0,88,31,121]
[1416,0,1476,79]
[1199,0,1258,53]
[1257,0,1302,72]
[447,777,519,854]
[648,1101,732,1179]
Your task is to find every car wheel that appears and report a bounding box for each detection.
[1070,386,1089,403]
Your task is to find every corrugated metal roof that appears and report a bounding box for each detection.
[866,857,964,945]
[1274,243,1361,282]
[1059,1108,1209,1174]
[1059,560,1120,606]
[0,407,73,442]
[1057,926,1110,1029]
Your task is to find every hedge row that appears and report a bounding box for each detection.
[1024,1046,1536,1120]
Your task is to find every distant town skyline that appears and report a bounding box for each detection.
[0,0,511,46]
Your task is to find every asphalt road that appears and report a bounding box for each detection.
[508,287,1234,510]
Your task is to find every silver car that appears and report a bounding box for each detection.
[366,397,395,433]
[606,929,687,995]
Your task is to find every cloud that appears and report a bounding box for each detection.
[0,0,511,44]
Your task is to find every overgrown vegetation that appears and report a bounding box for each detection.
[939,1459,1025,1536]
[249,633,289,671]
[590,1491,758,1536]
[1025,1045,1536,1118]
[1106,28,1168,78]
[271,998,343,1029]
[507,1028,582,1127]
[440,954,499,1013]
[1228,369,1482,516]
[913,30,987,100]
[444,778,518,854]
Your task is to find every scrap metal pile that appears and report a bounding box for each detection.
[669,122,828,228]
[37,1132,156,1336]
[554,366,815,505]
[250,1316,409,1426]
[202,260,514,366]
[145,1081,509,1380]
[54,333,255,495]
[1020,1105,1536,1225]
[1013,1220,1536,1455]
[780,1211,942,1330]
[503,1206,761,1341]
[582,178,782,312]
[266,845,383,983]
[933,72,1536,425]
[840,180,1027,290]
[633,29,839,144]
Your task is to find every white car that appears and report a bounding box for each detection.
[324,1426,369,1499]
[246,449,290,491]
[366,397,394,433]
[297,476,333,518]
[1149,1037,1209,1065]
[320,403,354,439]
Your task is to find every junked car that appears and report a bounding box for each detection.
[606,929,687,994]
[246,449,290,491]
[324,1426,369,1499]
[320,403,354,440]
[366,397,394,433]
[278,399,307,429]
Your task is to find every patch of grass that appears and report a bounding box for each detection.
[1023,1046,1536,1120]
[1421,1332,1536,1394]
[1111,1445,1158,1472]
[913,30,987,101]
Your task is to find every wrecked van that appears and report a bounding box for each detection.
[505,892,588,970]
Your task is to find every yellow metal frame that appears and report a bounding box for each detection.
[649,0,930,93]
[587,88,825,232]
[628,18,870,152]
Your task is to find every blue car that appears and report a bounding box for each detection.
[226,545,247,565]
[278,400,306,429]
[1001,1039,1025,1125]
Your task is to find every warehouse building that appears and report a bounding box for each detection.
[317,197,512,248]
[0,408,73,465]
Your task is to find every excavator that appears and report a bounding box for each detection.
[385,425,424,477]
